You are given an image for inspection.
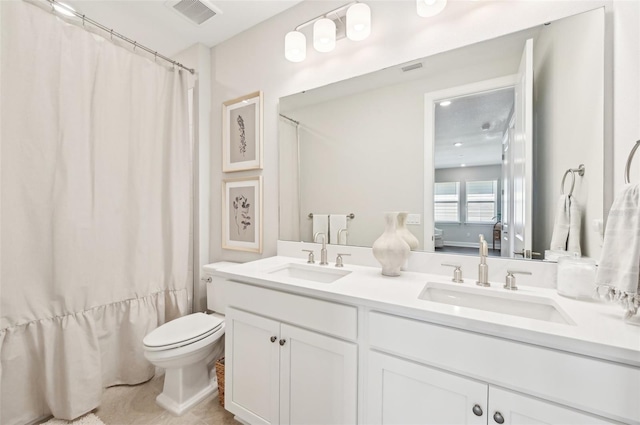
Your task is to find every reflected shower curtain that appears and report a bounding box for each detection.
[278,117,301,241]
[0,2,191,424]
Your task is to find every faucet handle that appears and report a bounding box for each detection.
[441,263,464,283]
[335,253,351,267]
[302,249,315,264]
[504,270,532,290]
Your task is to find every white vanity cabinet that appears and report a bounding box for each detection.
[367,350,615,424]
[367,311,630,424]
[223,282,358,425]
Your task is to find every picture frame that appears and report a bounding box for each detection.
[222,91,263,172]
[222,176,263,253]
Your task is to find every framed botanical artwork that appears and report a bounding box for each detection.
[222,176,263,253]
[222,91,263,172]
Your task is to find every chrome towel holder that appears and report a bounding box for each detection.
[308,213,355,219]
[561,164,585,196]
[624,140,640,184]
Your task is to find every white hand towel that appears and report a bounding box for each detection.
[567,195,582,255]
[595,184,640,317]
[312,214,329,241]
[550,195,571,251]
[329,214,348,245]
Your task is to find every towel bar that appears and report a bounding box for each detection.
[308,213,355,219]
[561,164,585,196]
[624,140,640,184]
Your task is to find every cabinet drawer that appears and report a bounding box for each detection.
[369,311,640,423]
[225,281,357,340]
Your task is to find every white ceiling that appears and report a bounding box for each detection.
[62,0,304,55]
[434,87,514,170]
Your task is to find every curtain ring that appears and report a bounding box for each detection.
[154,52,158,63]
[82,14,85,27]
[561,169,575,196]
[133,41,137,51]
[110,29,114,40]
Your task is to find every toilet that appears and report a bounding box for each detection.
[142,262,234,416]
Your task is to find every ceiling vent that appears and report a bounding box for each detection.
[401,62,423,72]
[165,0,222,25]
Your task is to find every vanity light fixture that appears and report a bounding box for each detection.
[346,3,371,41]
[284,2,372,62]
[314,18,337,52]
[285,30,306,62]
[417,0,447,17]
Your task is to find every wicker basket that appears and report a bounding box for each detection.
[215,357,225,407]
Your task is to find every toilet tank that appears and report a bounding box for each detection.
[203,262,237,314]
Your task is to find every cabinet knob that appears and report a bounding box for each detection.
[493,412,505,424]
[472,404,483,417]
[270,336,277,343]
[279,339,286,346]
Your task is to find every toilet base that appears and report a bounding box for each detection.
[155,364,218,416]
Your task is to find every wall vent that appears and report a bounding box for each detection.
[401,63,423,72]
[166,0,222,25]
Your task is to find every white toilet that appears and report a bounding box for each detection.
[142,262,233,416]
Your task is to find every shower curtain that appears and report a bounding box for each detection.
[0,2,192,424]
[278,117,301,241]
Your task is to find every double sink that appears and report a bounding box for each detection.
[266,262,574,325]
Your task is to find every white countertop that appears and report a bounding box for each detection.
[210,256,640,367]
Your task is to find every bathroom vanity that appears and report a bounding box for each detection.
[210,255,639,425]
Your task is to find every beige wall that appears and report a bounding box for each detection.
[532,9,604,259]
[208,0,635,263]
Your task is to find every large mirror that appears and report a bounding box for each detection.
[279,8,604,260]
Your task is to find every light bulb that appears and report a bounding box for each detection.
[285,31,306,62]
[417,0,447,17]
[313,18,336,52]
[346,3,371,42]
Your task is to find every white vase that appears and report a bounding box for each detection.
[372,212,410,277]
[397,212,419,251]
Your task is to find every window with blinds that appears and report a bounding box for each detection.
[434,182,460,222]
[466,180,498,223]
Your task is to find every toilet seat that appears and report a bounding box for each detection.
[143,313,224,352]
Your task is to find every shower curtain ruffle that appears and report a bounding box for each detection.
[0,289,188,424]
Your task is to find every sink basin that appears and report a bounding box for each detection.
[267,263,351,283]
[418,282,574,325]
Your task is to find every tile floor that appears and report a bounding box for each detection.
[94,374,237,425]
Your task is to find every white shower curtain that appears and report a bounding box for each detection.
[0,2,192,424]
[278,117,301,241]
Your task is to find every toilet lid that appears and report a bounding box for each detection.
[143,313,224,348]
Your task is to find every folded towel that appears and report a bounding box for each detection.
[329,214,348,245]
[567,196,582,255]
[312,214,329,242]
[550,195,571,251]
[550,194,582,254]
[595,184,640,317]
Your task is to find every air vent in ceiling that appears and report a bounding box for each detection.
[166,0,222,25]
[401,62,423,72]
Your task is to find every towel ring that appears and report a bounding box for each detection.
[624,140,640,184]
[561,164,585,196]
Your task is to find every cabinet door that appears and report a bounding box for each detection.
[488,387,619,425]
[225,308,280,425]
[367,351,487,425]
[279,323,358,425]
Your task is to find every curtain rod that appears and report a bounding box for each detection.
[41,0,195,75]
[279,114,300,125]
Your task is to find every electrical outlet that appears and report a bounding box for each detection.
[406,214,421,225]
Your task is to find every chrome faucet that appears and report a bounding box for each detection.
[337,228,349,245]
[476,234,490,287]
[314,232,328,265]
